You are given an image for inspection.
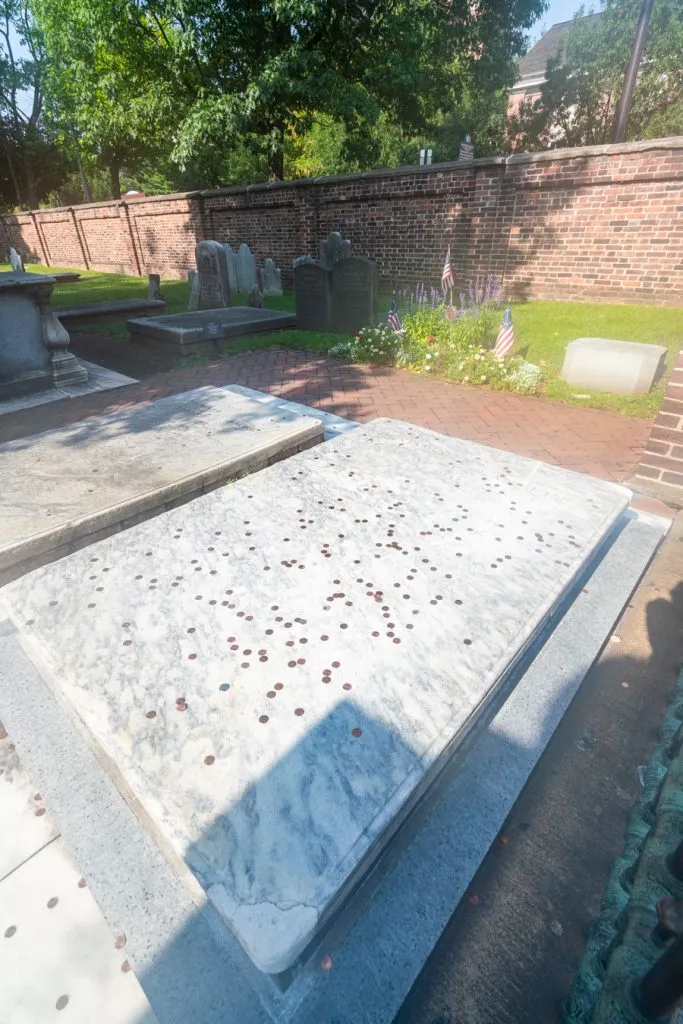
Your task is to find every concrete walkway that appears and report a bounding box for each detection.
[0,346,650,484]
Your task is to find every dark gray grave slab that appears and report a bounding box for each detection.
[56,298,165,324]
[294,262,332,331]
[330,256,378,333]
[127,306,296,353]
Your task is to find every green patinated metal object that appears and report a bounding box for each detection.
[565,667,683,1024]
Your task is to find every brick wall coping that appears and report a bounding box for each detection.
[4,135,682,219]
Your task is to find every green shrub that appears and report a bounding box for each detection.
[402,304,499,351]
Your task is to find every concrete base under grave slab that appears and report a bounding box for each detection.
[0,735,157,1024]
[0,359,135,417]
[0,509,668,1024]
[0,386,323,583]
[127,307,297,353]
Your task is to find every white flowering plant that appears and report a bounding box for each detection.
[329,323,400,365]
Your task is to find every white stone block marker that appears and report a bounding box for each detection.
[561,337,667,395]
[1,420,630,976]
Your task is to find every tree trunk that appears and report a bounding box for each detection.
[268,127,285,181]
[77,151,93,203]
[3,142,22,208]
[24,156,37,211]
[109,160,121,199]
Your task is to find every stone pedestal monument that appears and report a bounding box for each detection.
[0,271,87,400]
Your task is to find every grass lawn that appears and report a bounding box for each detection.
[8,263,682,418]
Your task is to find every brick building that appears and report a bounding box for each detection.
[507,14,602,120]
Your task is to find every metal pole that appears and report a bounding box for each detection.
[611,0,654,143]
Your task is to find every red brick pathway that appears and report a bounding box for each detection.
[0,347,651,483]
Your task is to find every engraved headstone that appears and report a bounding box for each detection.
[293,255,314,268]
[294,262,332,331]
[188,241,231,311]
[9,247,24,272]
[261,258,283,297]
[331,256,378,333]
[223,244,238,292]
[236,243,257,294]
[459,133,475,161]
[320,231,352,271]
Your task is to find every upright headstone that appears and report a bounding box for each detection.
[261,258,283,297]
[188,269,199,309]
[331,257,378,334]
[223,244,238,292]
[147,273,163,301]
[9,247,24,273]
[458,134,475,161]
[293,255,314,268]
[294,262,332,331]
[247,285,264,308]
[320,231,352,271]
[236,243,257,294]
[188,241,231,311]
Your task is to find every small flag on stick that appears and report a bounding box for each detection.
[441,247,454,294]
[387,296,403,333]
[494,305,515,360]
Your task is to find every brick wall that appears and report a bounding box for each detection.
[631,358,683,498]
[2,137,682,305]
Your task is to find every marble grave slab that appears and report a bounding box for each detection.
[0,386,322,578]
[0,420,630,977]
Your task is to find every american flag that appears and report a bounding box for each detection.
[441,247,454,293]
[387,296,403,333]
[494,306,515,359]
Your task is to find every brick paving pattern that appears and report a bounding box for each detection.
[0,346,651,484]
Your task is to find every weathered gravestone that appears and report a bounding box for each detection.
[236,243,257,294]
[294,262,332,331]
[261,258,283,297]
[223,244,238,292]
[331,256,378,333]
[292,254,314,268]
[9,247,24,272]
[147,273,163,301]
[320,231,352,271]
[247,285,264,308]
[188,241,231,311]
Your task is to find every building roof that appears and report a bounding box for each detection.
[516,13,602,84]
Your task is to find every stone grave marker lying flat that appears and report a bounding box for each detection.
[127,306,296,353]
[0,386,322,582]
[0,420,632,982]
[561,337,668,395]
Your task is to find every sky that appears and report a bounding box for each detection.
[530,0,591,42]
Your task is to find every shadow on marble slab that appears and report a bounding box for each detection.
[0,360,137,417]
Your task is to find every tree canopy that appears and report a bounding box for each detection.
[22,0,545,202]
[508,0,683,150]
[0,0,67,208]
